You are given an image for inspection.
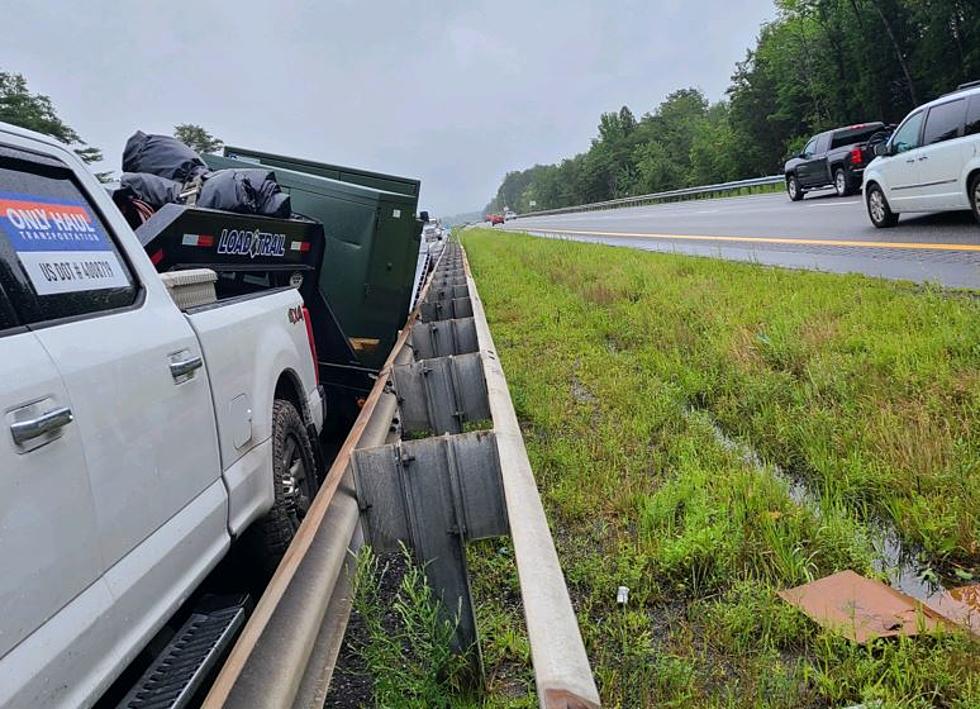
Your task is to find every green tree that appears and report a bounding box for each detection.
[633,141,680,193]
[0,71,105,171]
[485,0,980,210]
[688,103,739,186]
[174,124,224,154]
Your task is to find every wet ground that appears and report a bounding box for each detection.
[694,408,975,608]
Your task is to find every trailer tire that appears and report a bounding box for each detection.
[252,399,320,574]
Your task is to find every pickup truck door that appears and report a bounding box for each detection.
[879,110,926,211]
[0,156,223,576]
[34,295,224,568]
[796,137,820,187]
[799,134,830,187]
[0,309,104,662]
[916,98,970,209]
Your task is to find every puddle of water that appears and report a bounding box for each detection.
[686,407,952,605]
[869,527,944,603]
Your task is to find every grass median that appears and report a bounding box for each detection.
[462,228,979,707]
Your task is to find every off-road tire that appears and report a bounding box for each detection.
[866,183,898,229]
[787,174,804,201]
[252,399,319,574]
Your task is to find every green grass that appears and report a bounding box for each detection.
[350,546,473,707]
[462,228,980,707]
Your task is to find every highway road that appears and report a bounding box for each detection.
[506,188,980,289]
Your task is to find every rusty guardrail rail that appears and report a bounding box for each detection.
[203,237,599,708]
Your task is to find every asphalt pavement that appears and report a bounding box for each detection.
[504,188,980,289]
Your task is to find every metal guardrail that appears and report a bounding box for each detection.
[514,175,784,218]
[465,251,599,707]
[203,238,599,708]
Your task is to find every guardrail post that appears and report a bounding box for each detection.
[353,431,508,686]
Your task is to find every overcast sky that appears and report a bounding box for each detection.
[6,0,775,214]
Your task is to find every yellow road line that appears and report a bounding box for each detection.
[522,227,980,253]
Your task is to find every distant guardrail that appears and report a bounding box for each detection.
[514,175,784,218]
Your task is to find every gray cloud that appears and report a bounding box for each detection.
[5,0,774,214]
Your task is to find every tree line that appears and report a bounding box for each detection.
[0,70,222,181]
[486,0,980,214]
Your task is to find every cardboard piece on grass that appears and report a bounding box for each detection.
[778,570,956,643]
[948,584,980,611]
[928,584,980,636]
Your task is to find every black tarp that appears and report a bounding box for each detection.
[122,131,208,182]
[118,132,290,218]
[118,173,182,208]
[197,169,291,217]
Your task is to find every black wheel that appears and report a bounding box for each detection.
[834,168,854,197]
[970,173,980,225]
[866,183,898,229]
[251,399,319,573]
[787,174,804,201]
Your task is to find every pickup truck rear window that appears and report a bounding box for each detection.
[830,125,884,150]
[0,149,138,325]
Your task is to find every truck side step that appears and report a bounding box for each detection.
[118,596,248,709]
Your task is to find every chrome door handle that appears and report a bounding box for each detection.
[170,355,203,380]
[11,406,73,445]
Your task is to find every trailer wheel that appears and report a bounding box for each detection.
[252,399,319,574]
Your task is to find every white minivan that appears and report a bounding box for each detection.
[863,81,980,228]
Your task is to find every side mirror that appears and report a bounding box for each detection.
[873,142,889,158]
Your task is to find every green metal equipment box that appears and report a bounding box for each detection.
[203,151,422,369]
[223,145,421,200]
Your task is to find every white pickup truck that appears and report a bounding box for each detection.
[0,124,325,706]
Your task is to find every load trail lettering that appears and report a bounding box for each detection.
[216,228,287,258]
